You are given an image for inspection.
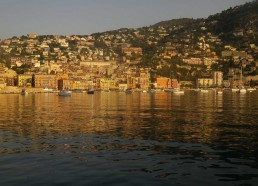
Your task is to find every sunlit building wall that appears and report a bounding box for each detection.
[33,74,57,89]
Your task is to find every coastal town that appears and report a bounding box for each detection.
[0,2,257,93]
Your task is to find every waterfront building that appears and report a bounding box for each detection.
[0,78,6,89]
[18,74,33,87]
[58,79,72,90]
[119,83,128,91]
[197,78,214,88]
[156,77,178,89]
[99,78,118,90]
[212,71,223,87]
[71,79,88,90]
[33,74,57,89]
[137,68,151,90]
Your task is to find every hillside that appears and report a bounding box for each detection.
[207,0,258,46]
[0,0,257,82]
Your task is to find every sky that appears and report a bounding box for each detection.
[0,0,253,39]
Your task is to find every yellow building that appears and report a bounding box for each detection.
[18,74,33,87]
[33,74,57,89]
[99,78,118,90]
[197,78,214,88]
[212,71,223,87]
[71,80,88,90]
[0,78,6,89]
[127,77,137,89]
[137,68,151,89]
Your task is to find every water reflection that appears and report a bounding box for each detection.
[0,91,258,185]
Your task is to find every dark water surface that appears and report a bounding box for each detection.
[0,90,258,186]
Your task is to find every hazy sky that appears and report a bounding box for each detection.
[0,0,252,39]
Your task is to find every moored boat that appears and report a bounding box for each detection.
[44,87,53,92]
[247,87,256,92]
[239,87,247,94]
[87,88,94,94]
[147,89,155,93]
[58,90,72,97]
[21,89,28,95]
[231,88,240,92]
[216,88,223,94]
[103,89,110,92]
[164,88,174,92]
[125,88,133,94]
[200,89,209,93]
[173,89,184,94]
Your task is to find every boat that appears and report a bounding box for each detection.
[103,89,111,92]
[87,88,94,94]
[217,90,223,94]
[247,87,256,92]
[58,90,72,97]
[173,90,184,94]
[21,89,28,95]
[239,87,247,94]
[231,88,240,92]
[193,88,200,92]
[164,88,174,92]
[44,87,53,92]
[200,89,209,93]
[125,88,133,94]
[238,67,246,94]
[147,89,155,93]
[246,76,256,92]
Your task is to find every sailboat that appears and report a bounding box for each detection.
[231,70,240,92]
[247,77,256,92]
[239,67,246,94]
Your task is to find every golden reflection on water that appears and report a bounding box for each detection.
[0,91,257,144]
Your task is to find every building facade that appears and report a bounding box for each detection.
[212,71,223,87]
[18,74,33,87]
[156,77,178,89]
[197,78,214,88]
[33,74,57,89]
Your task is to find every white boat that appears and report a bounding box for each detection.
[173,89,184,94]
[217,90,223,94]
[58,90,72,97]
[239,87,247,94]
[247,87,256,92]
[164,88,174,92]
[231,88,240,92]
[200,89,209,93]
[21,89,28,95]
[103,89,110,92]
[44,87,53,92]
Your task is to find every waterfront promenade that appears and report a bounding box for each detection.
[0,86,57,94]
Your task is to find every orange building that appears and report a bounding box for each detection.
[156,77,178,89]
